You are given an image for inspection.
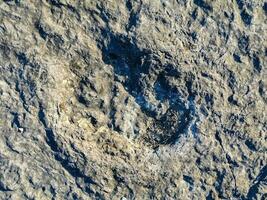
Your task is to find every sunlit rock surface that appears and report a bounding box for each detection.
[0,0,266,199]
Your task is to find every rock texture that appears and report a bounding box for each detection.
[0,0,266,199]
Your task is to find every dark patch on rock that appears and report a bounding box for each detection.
[16,52,28,65]
[3,0,20,5]
[233,53,242,63]
[183,175,194,191]
[226,154,239,167]
[214,170,226,199]
[245,139,257,151]
[258,80,267,103]
[35,21,49,40]
[206,190,215,200]
[192,8,198,20]
[227,70,237,91]
[252,54,262,73]
[240,10,252,26]
[264,3,267,15]
[238,35,249,55]
[49,0,64,8]
[236,0,244,10]
[246,165,267,199]
[193,0,212,13]
[126,0,142,32]
[228,95,238,106]
[99,33,194,145]
[205,93,214,108]
[11,112,20,128]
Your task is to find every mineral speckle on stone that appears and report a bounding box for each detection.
[0,0,266,199]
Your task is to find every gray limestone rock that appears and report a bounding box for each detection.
[0,0,266,199]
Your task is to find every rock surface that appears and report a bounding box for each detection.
[0,0,266,199]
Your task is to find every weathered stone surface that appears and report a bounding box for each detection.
[0,0,266,199]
